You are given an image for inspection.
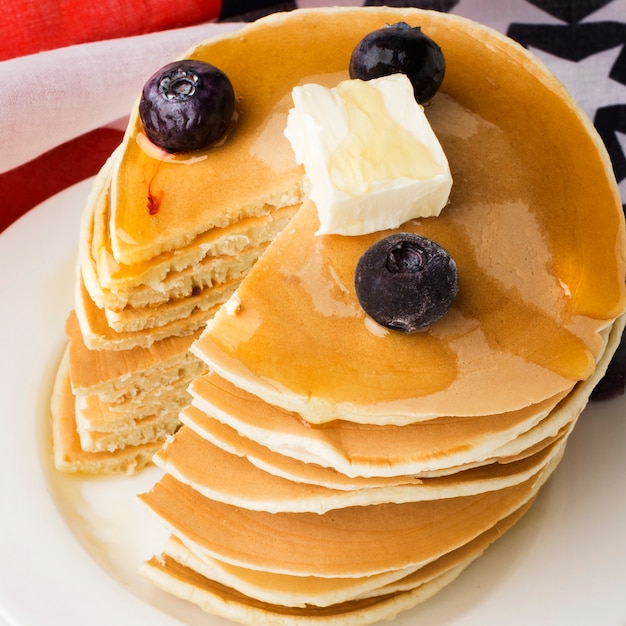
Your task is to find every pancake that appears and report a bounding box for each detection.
[189,370,573,476]
[51,348,162,474]
[149,498,531,611]
[102,275,241,333]
[65,312,203,396]
[74,394,182,452]
[82,154,295,316]
[153,420,566,513]
[178,403,569,485]
[56,311,204,471]
[50,3,626,623]
[141,553,463,626]
[139,463,550,578]
[194,191,620,423]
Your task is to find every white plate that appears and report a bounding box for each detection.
[0,179,625,626]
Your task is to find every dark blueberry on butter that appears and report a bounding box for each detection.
[349,22,445,104]
[355,233,458,332]
[139,60,235,153]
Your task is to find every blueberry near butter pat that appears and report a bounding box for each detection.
[139,60,235,153]
[284,73,452,236]
[349,22,445,104]
[355,233,458,332]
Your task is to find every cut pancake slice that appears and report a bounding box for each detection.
[107,58,307,267]
[75,274,221,350]
[102,274,243,333]
[77,412,179,453]
[75,396,182,453]
[51,348,163,474]
[90,193,297,305]
[54,312,205,472]
[75,366,195,427]
[75,372,191,429]
[65,311,202,396]
[83,167,296,312]
[67,311,204,430]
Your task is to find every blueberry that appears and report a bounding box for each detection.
[355,233,458,332]
[139,60,235,153]
[349,22,445,104]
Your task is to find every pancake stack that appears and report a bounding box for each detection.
[51,25,305,472]
[119,7,626,624]
[52,164,297,474]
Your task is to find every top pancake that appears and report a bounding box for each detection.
[182,8,626,424]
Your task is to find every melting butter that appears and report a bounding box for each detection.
[329,79,441,194]
[284,73,452,236]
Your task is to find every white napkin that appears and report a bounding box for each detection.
[0,22,243,174]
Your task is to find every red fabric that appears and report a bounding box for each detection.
[0,128,124,233]
[0,0,222,61]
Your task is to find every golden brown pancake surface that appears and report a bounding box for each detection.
[179,9,626,424]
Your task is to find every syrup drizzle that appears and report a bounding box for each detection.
[146,166,164,216]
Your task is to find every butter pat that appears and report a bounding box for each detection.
[284,73,452,236]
